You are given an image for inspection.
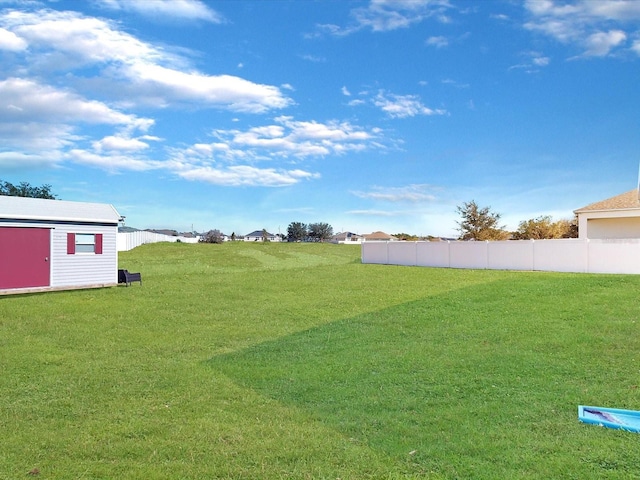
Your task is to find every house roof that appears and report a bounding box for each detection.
[363,231,396,240]
[574,189,640,213]
[331,231,360,240]
[244,230,273,237]
[0,195,122,224]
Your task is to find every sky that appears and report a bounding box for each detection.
[0,0,639,237]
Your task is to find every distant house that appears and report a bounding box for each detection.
[330,232,362,244]
[243,230,281,242]
[574,189,640,239]
[362,231,399,242]
[0,195,122,294]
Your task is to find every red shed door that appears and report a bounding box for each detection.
[0,227,51,289]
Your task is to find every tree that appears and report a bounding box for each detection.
[563,216,579,238]
[512,215,577,240]
[0,180,57,199]
[287,222,307,242]
[394,232,419,241]
[308,222,333,242]
[199,229,224,244]
[456,200,508,241]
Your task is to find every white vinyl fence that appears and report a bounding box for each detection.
[362,239,640,274]
[117,231,199,251]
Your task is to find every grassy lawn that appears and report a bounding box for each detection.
[2,241,640,479]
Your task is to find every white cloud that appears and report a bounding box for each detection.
[372,90,446,118]
[509,51,551,72]
[124,63,292,113]
[583,29,626,56]
[426,35,448,48]
[67,149,163,172]
[188,116,381,161]
[441,78,470,88]
[0,151,62,170]
[4,10,160,65]
[176,165,319,187]
[353,0,452,32]
[92,135,152,152]
[0,77,152,130]
[316,0,453,36]
[0,9,292,112]
[352,184,438,203]
[97,0,224,23]
[341,86,351,96]
[0,26,26,50]
[347,209,396,217]
[532,55,550,66]
[523,0,637,57]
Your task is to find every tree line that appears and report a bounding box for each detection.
[456,200,578,241]
[200,222,335,244]
[2,180,578,241]
[0,179,57,199]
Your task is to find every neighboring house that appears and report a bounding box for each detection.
[243,230,281,242]
[330,232,362,244]
[0,195,122,294]
[574,189,640,239]
[362,231,399,242]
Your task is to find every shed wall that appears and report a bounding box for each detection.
[0,221,118,290]
[51,224,118,287]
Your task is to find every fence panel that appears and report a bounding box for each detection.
[416,241,450,267]
[450,241,488,269]
[361,242,389,264]
[388,241,417,266]
[361,239,640,274]
[533,239,587,272]
[117,231,199,251]
[487,240,534,271]
[588,239,640,274]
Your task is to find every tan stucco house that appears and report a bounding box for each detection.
[574,189,640,239]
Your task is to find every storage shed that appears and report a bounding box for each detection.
[0,195,122,294]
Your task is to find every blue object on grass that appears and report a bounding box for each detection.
[578,405,640,433]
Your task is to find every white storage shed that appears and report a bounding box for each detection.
[0,195,122,294]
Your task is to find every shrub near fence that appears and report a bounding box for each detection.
[362,238,640,274]
[117,231,199,251]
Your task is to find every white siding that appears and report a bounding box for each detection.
[51,224,118,288]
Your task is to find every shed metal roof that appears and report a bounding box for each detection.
[0,195,122,224]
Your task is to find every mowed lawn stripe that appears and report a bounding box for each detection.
[1,242,640,478]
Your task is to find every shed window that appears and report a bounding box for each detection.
[67,233,103,254]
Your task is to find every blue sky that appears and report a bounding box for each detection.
[1,0,639,237]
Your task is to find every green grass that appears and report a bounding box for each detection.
[2,241,640,479]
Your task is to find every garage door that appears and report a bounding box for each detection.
[0,227,51,289]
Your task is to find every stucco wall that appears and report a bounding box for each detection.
[586,217,640,239]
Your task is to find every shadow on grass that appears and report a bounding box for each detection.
[208,275,640,478]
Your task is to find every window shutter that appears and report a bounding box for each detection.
[67,233,75,254]
[95,234,103,254]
